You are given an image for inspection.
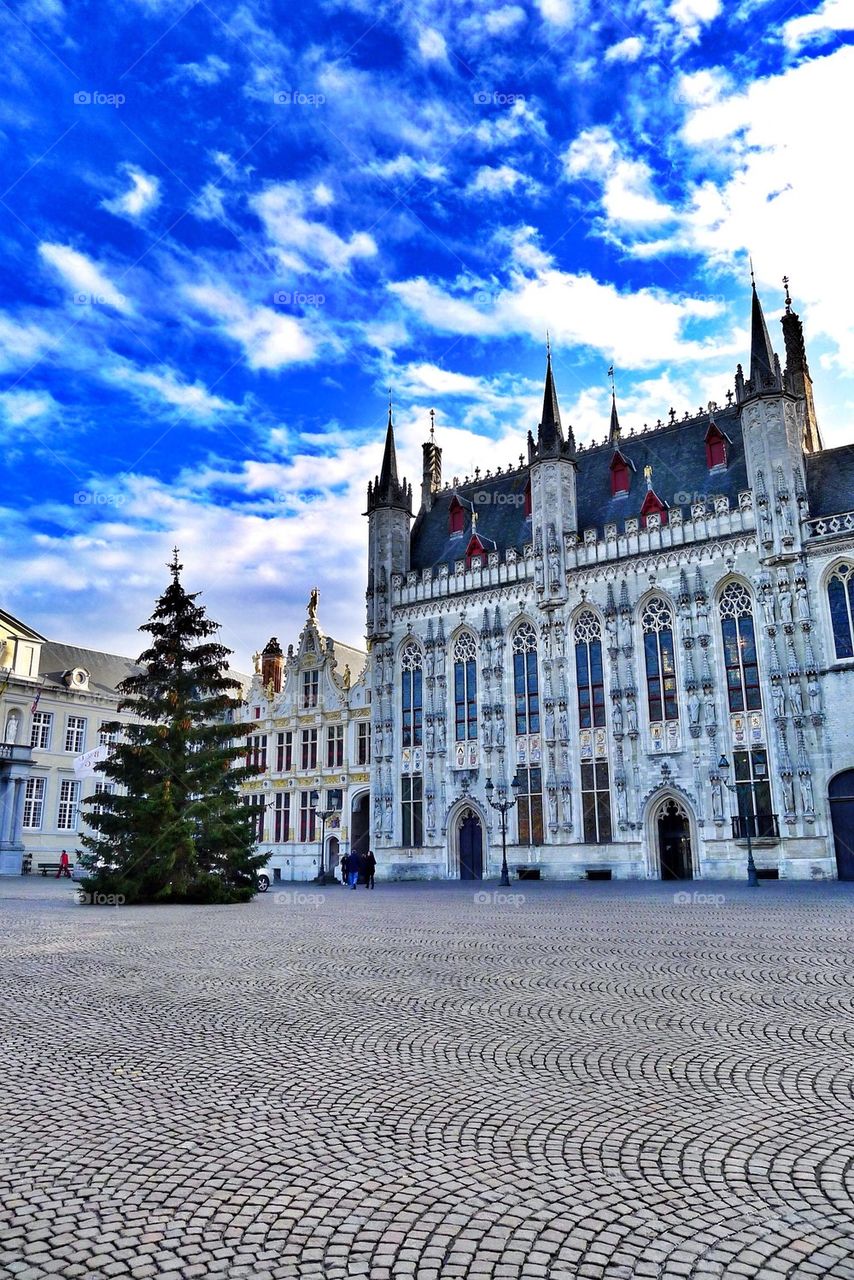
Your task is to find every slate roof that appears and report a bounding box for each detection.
[38,641,141,697]
[330,640,367,682]
[410,405,747,570]
[805,445,854,518]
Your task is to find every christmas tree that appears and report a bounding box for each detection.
[78,550,264,904]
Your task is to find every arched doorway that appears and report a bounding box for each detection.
[829,770,854,880]
[350,791,370,859]
[656,797,693,880]
[458,808,483,880]
[327,836,340,879]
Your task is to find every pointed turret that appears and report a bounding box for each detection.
[781,278,822,453]
[528,344,576,462]
[367,403,413,514]
[608,391,621,445]
[744,279,782,396]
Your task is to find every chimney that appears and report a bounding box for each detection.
[421,439,442,511]
[261,637,284,693]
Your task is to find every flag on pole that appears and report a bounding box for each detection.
[30,688,42,714]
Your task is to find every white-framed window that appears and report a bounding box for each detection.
[57,779,81,831]
[303,669,319,708]
[98,724,118,747]
[357,720,371,766]
[30,711,53,750]
[65,716,87,753]
[92,782,114,815]
[23,777,46,829]
[326,724,344,768]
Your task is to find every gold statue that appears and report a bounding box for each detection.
[308,587,319,621]
[342,664,351,690]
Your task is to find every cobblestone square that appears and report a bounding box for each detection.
[1,878,853,1280]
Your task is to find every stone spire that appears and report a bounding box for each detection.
[528,341,576,461]
[608,391,621,445]
[781,277,822,454]
[367,399,413,514]
[746,278,782,395]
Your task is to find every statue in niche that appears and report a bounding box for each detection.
[695,596,709,632]
[617,786,628,825]
[688,690,701,725]
[799,772,814,814]
[548,548,560,584]
[426,720,435,752]
[772,683,786,719]
[547,790,558,825]
[544,706,556,741]
[426,795,435,830]
[796,582,811,622]
[437,718,446,751]
[436,645,445,678]
[789,681,804,716]
[761,586,775,627]
[703,689,716,726]
[605,615,618,649]
[626,698,638,734]
[612,700,624,735]
[808,680,822,716]
[558,709,569,742]
[425,648,434,678]
[711,781,723,820]
[779,581,793,625]
[383,800,394,836]
[495,712,506,749]
[535,558,545,591]
[782,775,795,814]
[4,710,20,744]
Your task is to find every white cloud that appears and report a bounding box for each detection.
[564,126,673,225]
[38,242,132,313]
[251,182,377,273]
[604,36,644,62]
[313,182,335,207]
[184,283,315,370]
[668,0,721,41]
[535,0,574,26]
[176,53,230,84]
[783,0,854,49]
[467,164,540,196]
[483,5,526,34]
[369,154,447,183]
[0,313,55,369]
[102,165,161,219]
[0,390,56,425]
[417,27,448,61]
[109,365,231,418]
[192,182,227,222]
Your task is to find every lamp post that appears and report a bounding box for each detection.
[312,785,337,885]
[717,754,759,887]
[485,775,523,888]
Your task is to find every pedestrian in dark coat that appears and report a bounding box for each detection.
[348,850,361,889]
[340,853,349,885]
[364,849,376,889]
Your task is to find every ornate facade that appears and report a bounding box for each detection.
[365,283,854,881]
[238,597,370,883]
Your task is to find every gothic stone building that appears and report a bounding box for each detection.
[365,283,854,882]
[239,599,370,883]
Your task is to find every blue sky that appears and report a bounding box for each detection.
[1,0,853,667]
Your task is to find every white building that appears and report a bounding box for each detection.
[238,597,370,883]
[0,611,140,874]
[364,283,854,881]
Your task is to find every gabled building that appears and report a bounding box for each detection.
[238,594,370,882]
[0,611,140,874]
[365,281,854,882]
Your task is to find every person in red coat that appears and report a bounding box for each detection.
[56,850,71,878]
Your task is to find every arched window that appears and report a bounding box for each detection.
[574,611,611,844]
[574,611,605,729]
[453,631,478,741]
[401,641,423,748]
[641,597,678,723]
[512,622,539,736]
[719,582,761,712]
[828,563,854,660]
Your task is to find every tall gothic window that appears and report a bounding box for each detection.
[402,776,423,846]
[574,611,611,843]
[512,622,540,736]
[454,631,478,741]
[641,597,678,723]
[401,641,423,748]
[719,582,762,712]
[828,563,854,660]
[574,611,605,728]
[516,767,544,846]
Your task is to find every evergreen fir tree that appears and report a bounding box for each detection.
[78,550,264,904]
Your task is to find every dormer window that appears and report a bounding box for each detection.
[609,451,631,496]
[705,422,729,470]
[523,479,532,518]
[449,495,465,536]
[465,534,485,569]
[640,489,668,529]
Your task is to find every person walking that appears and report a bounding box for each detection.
[348,850,361,890]
[364,849,376,890]
[56,850,71,879]
[340,852,349,886]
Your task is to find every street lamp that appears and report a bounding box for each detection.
[311,785,337,886]
[717,754,759,888]
[485,775,523,888]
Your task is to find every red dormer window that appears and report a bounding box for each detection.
[449,495,465,536]
[640,489,667,529]
[465,533,486,569]
[609,451,631,496]
[705,423,728,470]
[524,479,532,517]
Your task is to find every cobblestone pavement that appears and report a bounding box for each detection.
[1,878,854,1280]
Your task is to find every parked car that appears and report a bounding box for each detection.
[257,872,271,892]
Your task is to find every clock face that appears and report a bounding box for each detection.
[73,669,86,685]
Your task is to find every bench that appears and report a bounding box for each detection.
[517,867,541,880]
[39,863,73,877]
[585,868,612,881]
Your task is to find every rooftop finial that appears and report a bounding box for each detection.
[168,547,182,580]
[607,364,615,397]
[783,274,792,313]
[546,328,551,359]
[749,254,755,287]
[387,387,393,424]
[429,407,435,442]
